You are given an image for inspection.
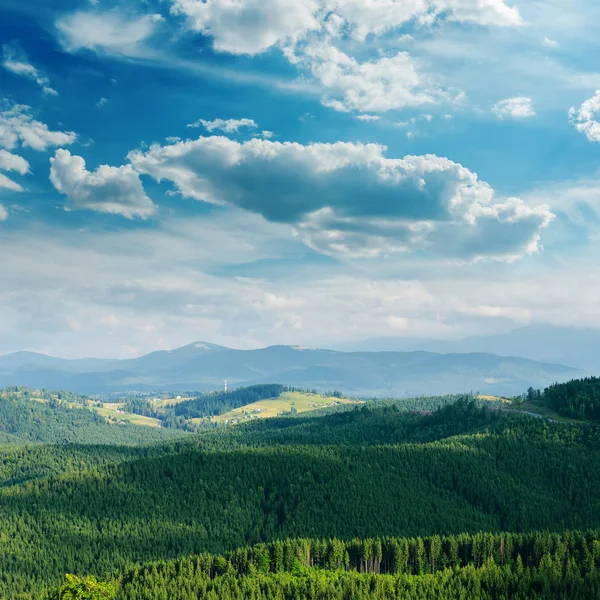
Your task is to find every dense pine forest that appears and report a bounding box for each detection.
[534,376,600,420]
[0,395,598,598]
[53,530,600,599]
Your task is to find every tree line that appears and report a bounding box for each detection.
[53,530,600,599]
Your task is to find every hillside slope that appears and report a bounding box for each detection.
[0,389,186,444]
[3,400,600,597]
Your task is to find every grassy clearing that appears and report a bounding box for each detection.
[516,400,583,424]
[204,391,361,425]
[150,396,193,408]
[93,406,163,428]
[478,394,511,403]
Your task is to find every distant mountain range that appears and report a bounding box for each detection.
[336,325,600,373]
[0,339,582,397]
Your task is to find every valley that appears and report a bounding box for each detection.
[0,376,598,599]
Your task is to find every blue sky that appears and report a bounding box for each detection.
[1,0,600,358]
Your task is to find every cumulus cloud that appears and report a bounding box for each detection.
[332,0,522,40]
[0,149,29,193]
[298,43,435,113]
[170,0,322,55]
[2,45,58,96]
[0,104,76,151]
[50,149,156,218]
[187,117,258,133]
[168,0,523,113]
[56,10,164,57]
[171,0,522,55]
[492,97,536,119]
[128,136,553,260]
[0,104,69,191]
[569,91,600,142]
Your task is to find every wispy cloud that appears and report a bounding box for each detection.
[2,45,58,95]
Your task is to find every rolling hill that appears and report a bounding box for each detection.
[0,342,580,396]
[4,399,600,598]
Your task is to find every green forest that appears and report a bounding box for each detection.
[0,391,598,598]
[0,388,184,444]
[53,530,600,599]
[530,376,600,420]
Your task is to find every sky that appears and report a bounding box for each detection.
[1,0,600,358]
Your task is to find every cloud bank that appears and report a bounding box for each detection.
[128,136,552,260]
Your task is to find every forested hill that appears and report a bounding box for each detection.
[55,530,600,600]
[529,376,600,420]
[0,388,185,444]
[2,399,600,598]
[173,383,286,419]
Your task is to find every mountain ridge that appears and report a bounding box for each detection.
[0,341,582,397]
[336,324,600,372]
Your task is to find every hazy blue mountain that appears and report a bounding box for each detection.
[0,341,580,397]
[338,325,600,374]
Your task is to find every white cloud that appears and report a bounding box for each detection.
[543,37,558,48]
[187,117,258,133]
[170,0,522,56]
[50,149,157,218]
[167,0,523,114]
[355,114,380,122]
[2,45,58,96]
[170,0,322,55]
[56,10,164,57]
[1,211,594,358]
[0,149,29,175]
[96,97,108,108]
[569,90,600,142]
[0,174,23,193]
[128,135,553,260]
[332,0,522,40]
[0,149,29,193]
[261,130,274,139]
[492,96,536,119]
[300,43,435,113]
[0,104,76,151]
[0,204,7,220]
